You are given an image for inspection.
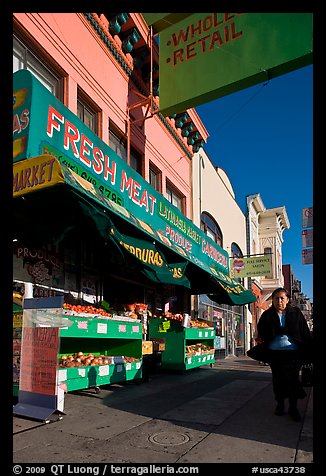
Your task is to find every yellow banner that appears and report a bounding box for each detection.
[13,154,65,197]
[230,255,272,278]
[13,88,28,110]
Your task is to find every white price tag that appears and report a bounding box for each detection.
[98,365,109,376]
[187,357,192,364]
[199,331,202,337]
[58,368,67,382]
[126,363,131,370]
[78,368,86,377]
[97,323,107,334]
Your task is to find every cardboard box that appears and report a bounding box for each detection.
[142,340,153,355]
[152,338,166,352]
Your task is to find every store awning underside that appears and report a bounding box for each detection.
[13,156,256,306]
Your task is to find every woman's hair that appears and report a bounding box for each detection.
[271,287,290,299]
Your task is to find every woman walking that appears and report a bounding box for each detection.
[257,287,313,421]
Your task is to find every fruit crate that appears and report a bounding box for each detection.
[148,318,215,371]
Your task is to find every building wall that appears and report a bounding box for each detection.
[13,12,205,221]
[192,149,247,255]
[192,149,252,353]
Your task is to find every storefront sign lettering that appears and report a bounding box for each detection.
[158,201,201,245]
[202,238,228,267]
[13,109,30,134]
[120,239,164,267]
[170,13,243,66]
[120,170,156,215]
[165,225,193,252]
[47,105,117,184]
[13,157,56,194]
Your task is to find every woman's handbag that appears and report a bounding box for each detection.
[246,343,270,363]
[301,363,313,387]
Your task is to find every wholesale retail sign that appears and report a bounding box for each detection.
[229,255,272,278]
[158,13,313,116]
[13,70,229,277]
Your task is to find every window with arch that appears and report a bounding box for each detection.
[231,242,243,259]
[231,242,244,284]
[201,212,222,247]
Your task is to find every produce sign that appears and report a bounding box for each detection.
[19,326,59,395]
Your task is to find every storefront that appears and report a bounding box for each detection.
[13,69,256,408]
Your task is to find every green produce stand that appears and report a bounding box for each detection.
[148,318,215,371]
[14,313,143,395]
[58,315,143,391]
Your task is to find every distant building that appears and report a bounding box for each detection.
[246,193,290,341]
[282,264,313,330]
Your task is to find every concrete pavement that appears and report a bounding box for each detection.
[13,355,313,466]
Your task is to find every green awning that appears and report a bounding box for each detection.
[13,155,256,305]
[107,219,191,288]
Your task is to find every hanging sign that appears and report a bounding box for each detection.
[302,229,313,248]
[302,248,313,265]
[229,255,272,278]
[158,13,313,116]
[302,207,313,229]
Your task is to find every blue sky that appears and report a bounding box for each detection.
[196,64,313,301]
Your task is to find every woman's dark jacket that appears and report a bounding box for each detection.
[257,304,313,361]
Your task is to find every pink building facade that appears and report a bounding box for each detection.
[13,12,256,374]
[13,13,208,219]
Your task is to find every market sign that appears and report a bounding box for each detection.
[13,69,229,277]
[13,154,64,197]
[229,255,272,278]
[158,13,313,116]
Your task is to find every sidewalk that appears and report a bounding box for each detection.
[13,355,313,465]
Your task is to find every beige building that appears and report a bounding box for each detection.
[246,193,290,306]
[192,149,253,356]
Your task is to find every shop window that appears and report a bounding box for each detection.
[13,34,62,98]
[109,127,142,175]
[165,182,184,213]
[201,212,222,247]
[77,95,98,134]
[149,163,161,192]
